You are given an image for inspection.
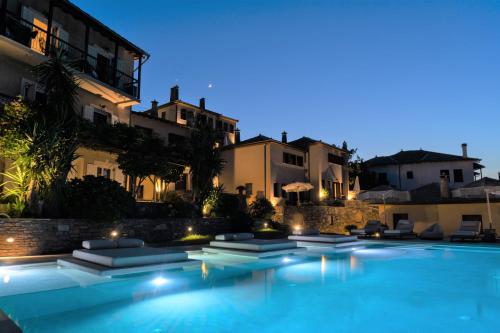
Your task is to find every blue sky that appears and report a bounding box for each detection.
[74,0,500,177]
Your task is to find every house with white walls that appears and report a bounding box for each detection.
[365,144,484,191]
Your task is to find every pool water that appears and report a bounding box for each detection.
[1,244,500,333]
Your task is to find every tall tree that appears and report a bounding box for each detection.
[186,123,224,207]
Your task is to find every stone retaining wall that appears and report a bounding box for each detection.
[0,218,231,257]
[277,200,380,234]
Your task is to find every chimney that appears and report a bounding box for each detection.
[461,143,468,158]
[151,100,159,117]
[170,85,179,102]
[199,98,206,110]
[282,131,288,143]
[440,175,450,199]
[235,128,241,143]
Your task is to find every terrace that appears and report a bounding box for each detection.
[0,0,148,104]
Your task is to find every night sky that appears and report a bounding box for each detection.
[74,0,500,177]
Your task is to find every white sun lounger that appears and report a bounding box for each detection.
[383,220,417,239]
[450,221,482,241]
[350,220,381,237]
[204,233,305,258]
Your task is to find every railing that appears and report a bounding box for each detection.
[1,11,140,99]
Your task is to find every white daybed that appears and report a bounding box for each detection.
[58,238,200,276]
[203,233,305,258]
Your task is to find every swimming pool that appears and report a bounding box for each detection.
[1,243,499,332]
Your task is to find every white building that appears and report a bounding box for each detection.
[365,144,484,191]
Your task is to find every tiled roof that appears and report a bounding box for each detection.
[365,149,480,167]
[238,134,274,145]
[288,136,345,152]
[462,177,500,188]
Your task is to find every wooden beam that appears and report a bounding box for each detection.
[137,55,142,99]
[0,0,7,36]
[44,0,54,56]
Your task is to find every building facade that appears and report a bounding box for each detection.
[129,86,238,201]
[0,0,148,187]
[365,144,483,191]
[219,132,349,205]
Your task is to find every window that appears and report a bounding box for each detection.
[297,156,304,167]
[322,179,326,189]
[453,169,464,183]
[93,111,109,126]
[208,118,214,127]
[97,167,111,179]
[223,122,229,132]
[229,124,234,133]
[161,112,166,119]
[180,109,187,120]
[216,120,222,129]
[273,183,280,197]
[283,152,304,167]
[198,114,207,125]
[440,169,450,180]
[334,182,341,198]
[406,171,414,179]
[245,183,253,196]
[328,153,344,165]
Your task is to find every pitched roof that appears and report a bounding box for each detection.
[288,136,345,152]
[146,100,238,123]
[365,149,480,167]
[238,134,274,145]
[462,177,500,188]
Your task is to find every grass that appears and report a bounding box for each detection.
[254,228,286,239]
[172,234,213,245]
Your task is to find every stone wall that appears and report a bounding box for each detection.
[0,218,231,257]
[278,200,379,234]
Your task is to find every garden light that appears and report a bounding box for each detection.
[6,237,14,243]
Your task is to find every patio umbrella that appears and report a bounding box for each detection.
[282,182,314,206]
[485,190,500,229]
[352,176,361,199]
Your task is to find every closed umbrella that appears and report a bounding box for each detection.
[282,182,314,206]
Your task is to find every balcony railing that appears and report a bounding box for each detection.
[1,10,140,99]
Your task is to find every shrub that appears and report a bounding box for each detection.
[65,176,135,220]
[213,193,241,218]
[161,191,198,218]
[249,197,275,220]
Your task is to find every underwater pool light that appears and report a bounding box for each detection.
[282,257,293,263]
[152,277,169,286]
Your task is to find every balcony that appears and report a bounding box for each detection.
[0,2,148,104]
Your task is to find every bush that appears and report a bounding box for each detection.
[249,197,275,220]
[213,193,241,218]
[65,176,135,220]
[160,191,198,218]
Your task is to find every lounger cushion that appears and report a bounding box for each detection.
[215,234,236,241]
[82,239,117,250]
[73,247,188,267]
[117,238,144,248]
[384,230,405,235]
[289,235,357,243]
[460,221,481,232]
[232,233,254,241]
[210,239,297,252]
[452,231,480,237]
[350,229,366,235]
[292,229,320,236]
